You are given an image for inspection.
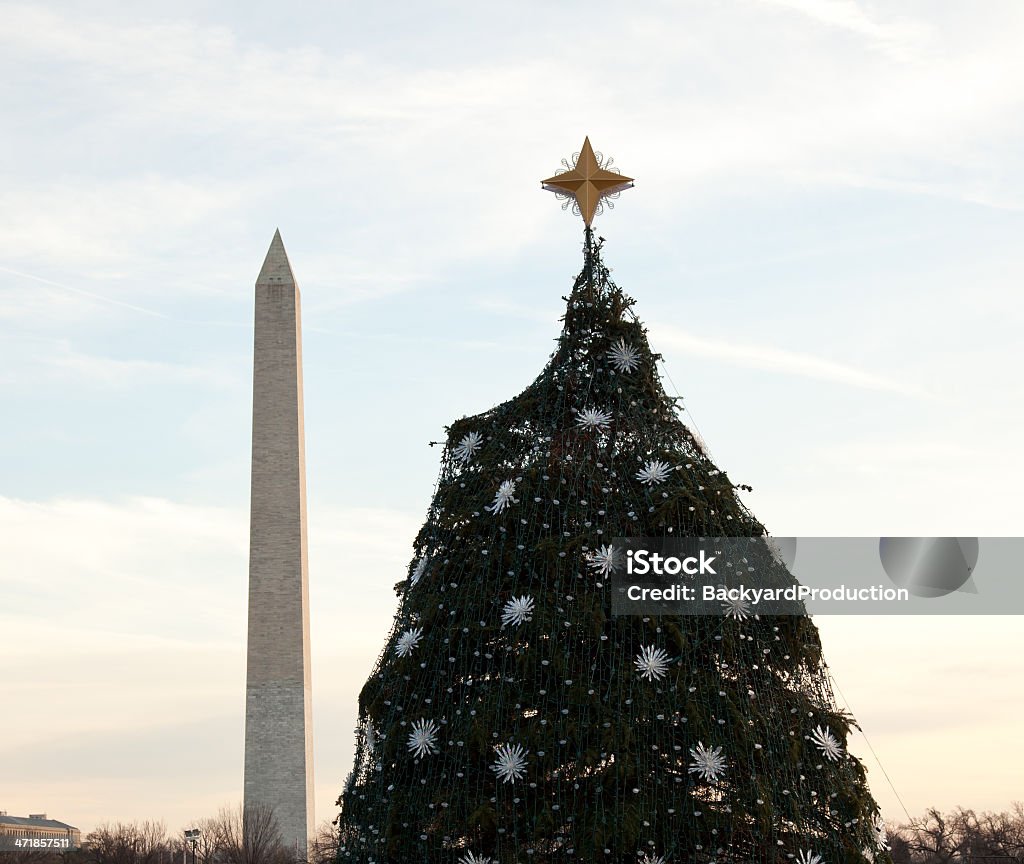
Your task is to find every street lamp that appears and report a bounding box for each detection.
[183,829,201,864]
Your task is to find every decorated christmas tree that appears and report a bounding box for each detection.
[335,139,889,864]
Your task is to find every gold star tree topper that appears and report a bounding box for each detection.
[541,137,634,226]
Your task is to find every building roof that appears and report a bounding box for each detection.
[0,815,79,831]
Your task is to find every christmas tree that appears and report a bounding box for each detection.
[336,140,889,864]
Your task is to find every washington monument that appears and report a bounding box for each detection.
[244,229,314,854]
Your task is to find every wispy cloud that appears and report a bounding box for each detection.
[0,174,251,269]
[472,295,558,324]
[793,170,1024,212]
[750,0,927,49]
[0,265,169,317]
[652,324,922,395]
[39,341,239,388]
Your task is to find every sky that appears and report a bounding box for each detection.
[1,0,1023,838]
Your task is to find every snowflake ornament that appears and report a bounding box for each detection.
[721,593,752,620]
[634,645,671,681]
[576,407,613,431]
[872,814,889,851]
[410,556,428,586]
[501,595,535,627]
[453,431,483,463]
[796,851,824,864]
[638,854,667,864]
[458,854,494,864]
[636,459,672,485]
[486,479,517,514]
[588,544,622,576]
[688,742,727,782]
[491,742,528,783]
[395,627,423,657]
[809,725,844,761]
[406,718,440,758]
[607,338,641,373]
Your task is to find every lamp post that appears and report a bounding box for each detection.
[183,829,201,864]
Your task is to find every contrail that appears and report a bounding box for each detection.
[0,264,169,318]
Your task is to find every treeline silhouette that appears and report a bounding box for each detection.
[889,804,1024,864]
[3,804,337,864]
[6,803,1023,864]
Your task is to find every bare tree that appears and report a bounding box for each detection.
[135,822,169,864]
[906,808,961,864]
[889,826,914,864]
[974,804,1024,862]
[889,804,1024,864]
[84,822,169,864]
[201,803,289,864]
[177,818,224,864]
[306,820,339,864]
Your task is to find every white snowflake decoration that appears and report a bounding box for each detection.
[406,718,440,758]
[809,725,844,761]
[636,459,672,485]
[501,595,535,627]
[873,814,889,851]
[458,854,494,864]
[607,338,641,373]
[721,593,752,620]
[634,645,671,681]
[486,479,517,514]
[688,742,727,782]
[796,851,824,864]
[638,854,667,864]
[576,407,613,431]
[363,721,376,754]
[453,431,483,463]
[395,627,423,657]
[410,556,428,586]
[588,544,622,576]
[491,742,528,783]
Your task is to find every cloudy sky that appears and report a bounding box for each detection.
[2,0,1023,837]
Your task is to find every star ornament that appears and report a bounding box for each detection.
[542,137,633,225]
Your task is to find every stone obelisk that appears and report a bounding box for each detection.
[244,229,314,855]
